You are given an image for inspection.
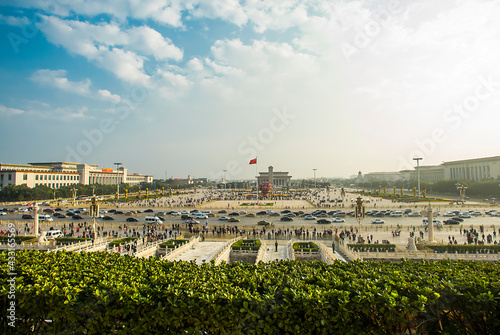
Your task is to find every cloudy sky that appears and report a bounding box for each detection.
[1,0,500,181]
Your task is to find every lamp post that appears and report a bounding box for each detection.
[413,158,422,198]
[223,170,227,193]
[456,183,468,203]
[114,162,122,200]
[313,169,317,190]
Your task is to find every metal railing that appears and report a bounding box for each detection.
[210,236,243,265]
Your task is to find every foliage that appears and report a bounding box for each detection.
[108,237,138,247]
[347,244,396,252]
[55,237,91,245]
[1,252,500,334]
[427,244,500,254]
[231,239,261,251]
[159,239,189,249]
[0,235,35,244]
[293,242,319,252]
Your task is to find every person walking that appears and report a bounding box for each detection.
[275,240,278,252]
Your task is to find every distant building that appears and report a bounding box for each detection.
[361,155,500,183]
[257,166,292,189]
[0,162,153,190]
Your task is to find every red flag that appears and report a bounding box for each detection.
[249,158,257,165]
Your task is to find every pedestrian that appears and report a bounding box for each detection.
[275,240,278,252]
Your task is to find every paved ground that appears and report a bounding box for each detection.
[261,241,290,262]
[169,241,226,264]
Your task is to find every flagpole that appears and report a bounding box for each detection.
[255,157,258,203]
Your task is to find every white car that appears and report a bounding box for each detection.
[195,214,208,219]
[459,213,471,218]
[0,212,6,216]
[332,217,345,223]
[371,219,385,224]
[408,211,421,217]
[304,215,316,220]
[218,216,229,221]
[389,211,403,217]
[422,219,442,227]
[238,210,247,214]
[180,210,190,214]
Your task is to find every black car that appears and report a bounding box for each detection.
[280,216,293,222]
[22,214,34,219]
[126,217,139,222]
[108,209,116,213]
[317,219,331,224]
[72,214,84,220]
[444,219,460,225]
[55,208,63,211]
[115,211,124,215]
[102,216,114,220]
[281,210,291,214]
[451,217,464,222]
[256,211,267,215]
[181,215,192,220]
[144,209,154,213]
[228,212,240,216]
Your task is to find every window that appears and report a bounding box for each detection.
[8,174,11,180]
[35,175,39,180]
[44,175,47,180]
[23,174,28,180]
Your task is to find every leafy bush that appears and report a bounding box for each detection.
[1,252,499,334]
[428,244,500,254]
[0,235,36,244]
[159,239,188,249]
[348,243,396,252]
[231,239,261,250]
[293,242,319,252]
[108,237,138,247]
[54,237,91,245]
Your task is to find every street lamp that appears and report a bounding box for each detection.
[413,158,422,198]
[115,162,122,200]
[313,169,317,190]
[223,170,227,193]
[456,183,468,203]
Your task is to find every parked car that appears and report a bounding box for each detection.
[126,217,139,222]
[22,214,34,220]
[72,214,84,220]
[218,216,229,221]
[332,217,345,223]
[459,212,471,218]
[280,217,293,222]
[371,219,385,224]
[186,219,200,224]
[270,212,280,217]
[228,212,240,216]
[144,209,154,213]
[389,211,403,217]
[304,215,316,220]
[195,214,208,219]
[444,219,460,225]
[316,219,331,224]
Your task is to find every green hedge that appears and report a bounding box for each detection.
[159,239,188,249]
[0,235,35,244]
[348,244,397,252]
[428,244,500,254]
[108,237,138,247]
[231,239,261,251]
[55,237,91,245]
[1,251,500,334]
[293,242,319,252]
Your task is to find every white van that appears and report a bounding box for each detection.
[38,214,54,222]
[46,230,62,239]
[145,216,163,224]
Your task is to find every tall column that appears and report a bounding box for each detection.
[427,203,434,243]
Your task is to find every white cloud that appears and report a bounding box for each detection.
[35,15,183,84]
[0,104,25,116]
[31,69,91,95]
[0,14,29,27]
[31,69,122,103]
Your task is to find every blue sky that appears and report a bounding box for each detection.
[1,0,500,181]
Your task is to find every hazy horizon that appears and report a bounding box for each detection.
[1,0,500,180]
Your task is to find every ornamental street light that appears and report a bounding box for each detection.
[413,158,422,198]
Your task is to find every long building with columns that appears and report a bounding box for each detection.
[0,162,152,190]
[363,156,500,183]
[257,166,292,189]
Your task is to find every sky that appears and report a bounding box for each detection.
[1,0,500,181]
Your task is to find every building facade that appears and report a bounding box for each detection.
[257,166,292,189]
[361,156,500,183]
[0,162,153,190]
